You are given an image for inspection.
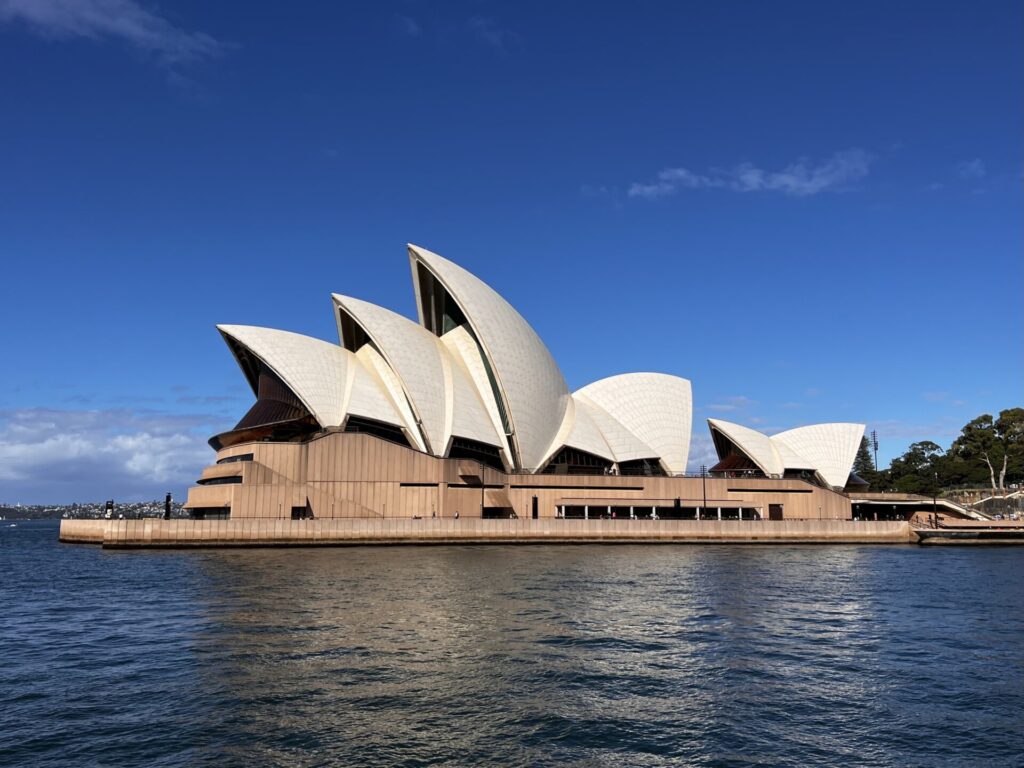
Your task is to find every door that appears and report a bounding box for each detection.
[532,496,539,519]
[769,504,783,521]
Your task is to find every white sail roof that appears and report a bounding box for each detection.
[216,246,862,483]
[773,423,865,489]
[576,373,692,474]
[708,418,785,477]
[410,244,570,471]
[560,399,616,463]
[575,395,660,463]
[354,344,426,452]
[444,340,508,453]
[708,419,865,488]
[440,325,512,459]
[218,325,349,428]
[218,324,406,433]
[333,294,448,454]
[345,353,406,428]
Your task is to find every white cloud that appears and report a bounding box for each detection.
[0,0,224,66]
[957,158,986,180]
[629,149,872,199]
[0,407,229,503]
[706,395,756,413]
[686,434,718,474]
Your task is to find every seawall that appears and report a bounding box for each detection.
[60,517,915,548]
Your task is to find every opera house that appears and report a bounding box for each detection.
[183,245,874,524]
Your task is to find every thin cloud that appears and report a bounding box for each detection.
[957,158,986,180]
[706,395,756,413]
[176,394,241,405]
[394,14,420,37]
[923,391,966,407]
[467,16,519,49]
[629,149,873,199]
[0,0,225,67]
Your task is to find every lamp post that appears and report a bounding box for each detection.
[701,464,707,518]
[933,471,938,527]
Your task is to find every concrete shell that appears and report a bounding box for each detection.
[773,423,865,489]
[444,340,508,453]
[354,345,427,452]
[576,373,692,473]
[560,399,616,463]
[218,324,404,433]
[409,244,570,471]
[345,352,405,428]
[333,294,448,454]
[218,325,350,428]
[708,418,785,478]
[708,419,865,489]
[440,325,512,459]
[574,395,661,463]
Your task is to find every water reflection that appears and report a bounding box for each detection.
[181,545,1024,766]
[4,525,1023,767]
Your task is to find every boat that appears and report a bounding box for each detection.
[917,527,1024,545]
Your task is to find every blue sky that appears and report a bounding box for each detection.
[0,1,1020,503]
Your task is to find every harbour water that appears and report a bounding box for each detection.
[3,520,1023,766]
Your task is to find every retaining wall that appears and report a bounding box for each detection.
[61,517,915,547]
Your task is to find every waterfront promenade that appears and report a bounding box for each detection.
[61,517,913,548]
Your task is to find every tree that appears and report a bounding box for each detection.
[853,436,875,476]
[994,408,1024,489]
[950,414,1014,491]
[889,441,944,495]
[879,408,1022,495]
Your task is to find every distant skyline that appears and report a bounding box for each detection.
[1,1,1021,502]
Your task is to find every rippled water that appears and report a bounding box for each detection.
[2,520,1023,766]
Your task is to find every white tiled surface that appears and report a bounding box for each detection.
[441,325,510,454]
[577,373,692,474]
[410,244,570,471]
[560,399,616,462]
[708,418,865,489]
[708,418,785,477]
[355,344,426,452]
[345,352,405,426]
[572,396,656,463]
[218,325,350,427]
[773,423,865,489]
[333,294,448,455]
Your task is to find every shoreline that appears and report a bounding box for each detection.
[60,517,915,548]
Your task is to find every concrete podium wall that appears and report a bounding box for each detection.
[61,517,914,548]
[187,432,854,522]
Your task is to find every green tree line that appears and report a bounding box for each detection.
[858,408,1024,495]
